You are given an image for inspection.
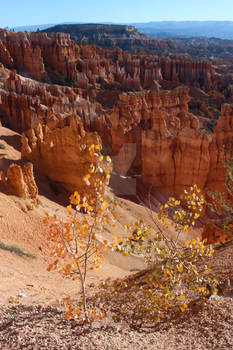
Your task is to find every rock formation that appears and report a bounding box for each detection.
[0,162,39,207]
[0,29,232,216]
[138,102,233,199]
[1,65,232,201]
[202,224,233,244]
[108,87,191,175]
[21,115,104,195]
[0,70,104,133]
[206,104,233,193]
[43,23,179,55]
[0,29,215,91]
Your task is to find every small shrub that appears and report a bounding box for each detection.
[92,185,217,328]
[45,144,113,323]
[0,143,6,150]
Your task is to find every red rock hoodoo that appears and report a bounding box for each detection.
[21,115,104,196]
[0,162,39,206]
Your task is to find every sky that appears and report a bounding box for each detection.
[1,0,233,28]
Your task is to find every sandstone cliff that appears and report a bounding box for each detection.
[138,101,233,199]
[21,115,105,196]
[108,87,190,175]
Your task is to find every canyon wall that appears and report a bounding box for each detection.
[108,87,190,175]
[1,67,232,200]
[0,30,215,91]
[138,103,233,199]
[0,30,232,204]
[0,70,105,133]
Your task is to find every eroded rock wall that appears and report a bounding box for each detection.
[139,102,233,198]
[21,115,104,195]
[108,87,190,175]
[0,30,215,91]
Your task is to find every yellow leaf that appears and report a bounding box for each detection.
[66,205,72,215]
[116,237,122,244]
[180,303,188,312]
[65,312,70,321]
[180,294,187,300]
[177,263,183,273]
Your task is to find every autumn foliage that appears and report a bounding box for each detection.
[44,144,113,323]
[93,185,217,327]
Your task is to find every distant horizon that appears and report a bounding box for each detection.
[6,19,233,31]
[1,0,233,28]
[9,19,233,27]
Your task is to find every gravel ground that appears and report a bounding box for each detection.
[0,294,233,350]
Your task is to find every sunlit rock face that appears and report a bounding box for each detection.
[0,162,39,207]
[21,115,104,196]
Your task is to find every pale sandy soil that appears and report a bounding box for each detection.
[0,126,233,349]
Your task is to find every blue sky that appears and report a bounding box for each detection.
[1,0,233,27]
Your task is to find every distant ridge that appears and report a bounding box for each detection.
[42,23,148,41]
[10,21,233,40]
[10,22,110,32]
[41,23,179,55]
